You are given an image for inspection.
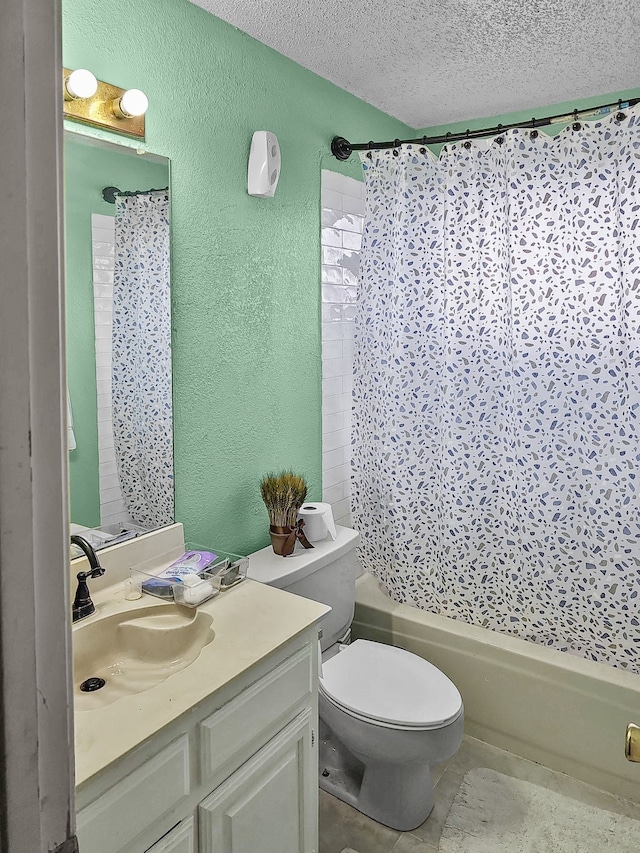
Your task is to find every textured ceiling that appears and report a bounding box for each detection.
[190,0,640,128]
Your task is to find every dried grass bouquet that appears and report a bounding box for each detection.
[260,471,308,529]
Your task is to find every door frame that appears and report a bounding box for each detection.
[0,0,75,849]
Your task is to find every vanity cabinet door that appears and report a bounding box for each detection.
[198,711,317,853]
[145,817,196,853]
[77,735,190,853]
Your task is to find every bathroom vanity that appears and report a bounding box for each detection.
[72,541,328,853]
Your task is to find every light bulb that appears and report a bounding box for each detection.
[64,69,98,100]
[113,89,149,118]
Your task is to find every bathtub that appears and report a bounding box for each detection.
[352,572,640,803]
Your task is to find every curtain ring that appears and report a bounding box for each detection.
[616,112,627,122]
[530,129,539,139]
[572,109,581,132]
[366,151,373,160]
[496,136,504,145]
[419,147,427,154]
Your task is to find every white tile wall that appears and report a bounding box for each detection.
[91,213,136,530]
[321,170,365,529]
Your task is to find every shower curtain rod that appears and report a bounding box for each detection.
[330,97,640,160]
[101,186,169,204]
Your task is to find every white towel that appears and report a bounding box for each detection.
[67,390,76,452]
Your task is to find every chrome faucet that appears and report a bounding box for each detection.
[71,535,105,622]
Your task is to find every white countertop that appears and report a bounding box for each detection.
[74,579,328,788]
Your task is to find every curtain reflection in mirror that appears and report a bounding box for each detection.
[112,190,174,528]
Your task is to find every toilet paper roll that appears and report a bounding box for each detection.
[298,502,337,542]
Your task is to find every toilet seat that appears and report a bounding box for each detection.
[319,639,463,730]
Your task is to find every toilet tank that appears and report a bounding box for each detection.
[247,525,360,650]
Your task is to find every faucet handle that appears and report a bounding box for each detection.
[76,566,105,582]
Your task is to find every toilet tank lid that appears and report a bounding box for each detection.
[320,639,463,729]
[246,525,360,589]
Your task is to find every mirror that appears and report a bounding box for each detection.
[65,131,174,549]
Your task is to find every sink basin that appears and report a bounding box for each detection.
[73,604,215,710]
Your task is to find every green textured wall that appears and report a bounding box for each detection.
[62,0,410,553]
[65,134,169,527]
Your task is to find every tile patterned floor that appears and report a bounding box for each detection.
[318,736,640,853]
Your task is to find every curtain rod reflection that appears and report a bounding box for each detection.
[102,185,169,204]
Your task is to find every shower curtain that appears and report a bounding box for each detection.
[352,109,640,671]
[112,191,174,528]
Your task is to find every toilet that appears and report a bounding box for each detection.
[247,525,464,831]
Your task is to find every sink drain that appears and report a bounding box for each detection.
[80,677,106,692]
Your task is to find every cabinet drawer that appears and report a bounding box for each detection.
[199,644,312,782]
[77,735,190,853]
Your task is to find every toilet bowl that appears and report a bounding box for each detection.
[247,525,464,831]
[317,639,463,830]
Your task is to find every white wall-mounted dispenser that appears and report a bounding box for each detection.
[247,131,281,198]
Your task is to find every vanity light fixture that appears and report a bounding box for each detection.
[63,68,148,139]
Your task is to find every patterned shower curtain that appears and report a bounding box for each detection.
[112,191,174,528]
[352,109,640,671]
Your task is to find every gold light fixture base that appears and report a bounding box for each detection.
[63,69,145,139]
[625,723,640,762]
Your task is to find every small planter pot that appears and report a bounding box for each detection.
[269,526,297,557]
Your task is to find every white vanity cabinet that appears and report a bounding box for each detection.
[76,626,320,853]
